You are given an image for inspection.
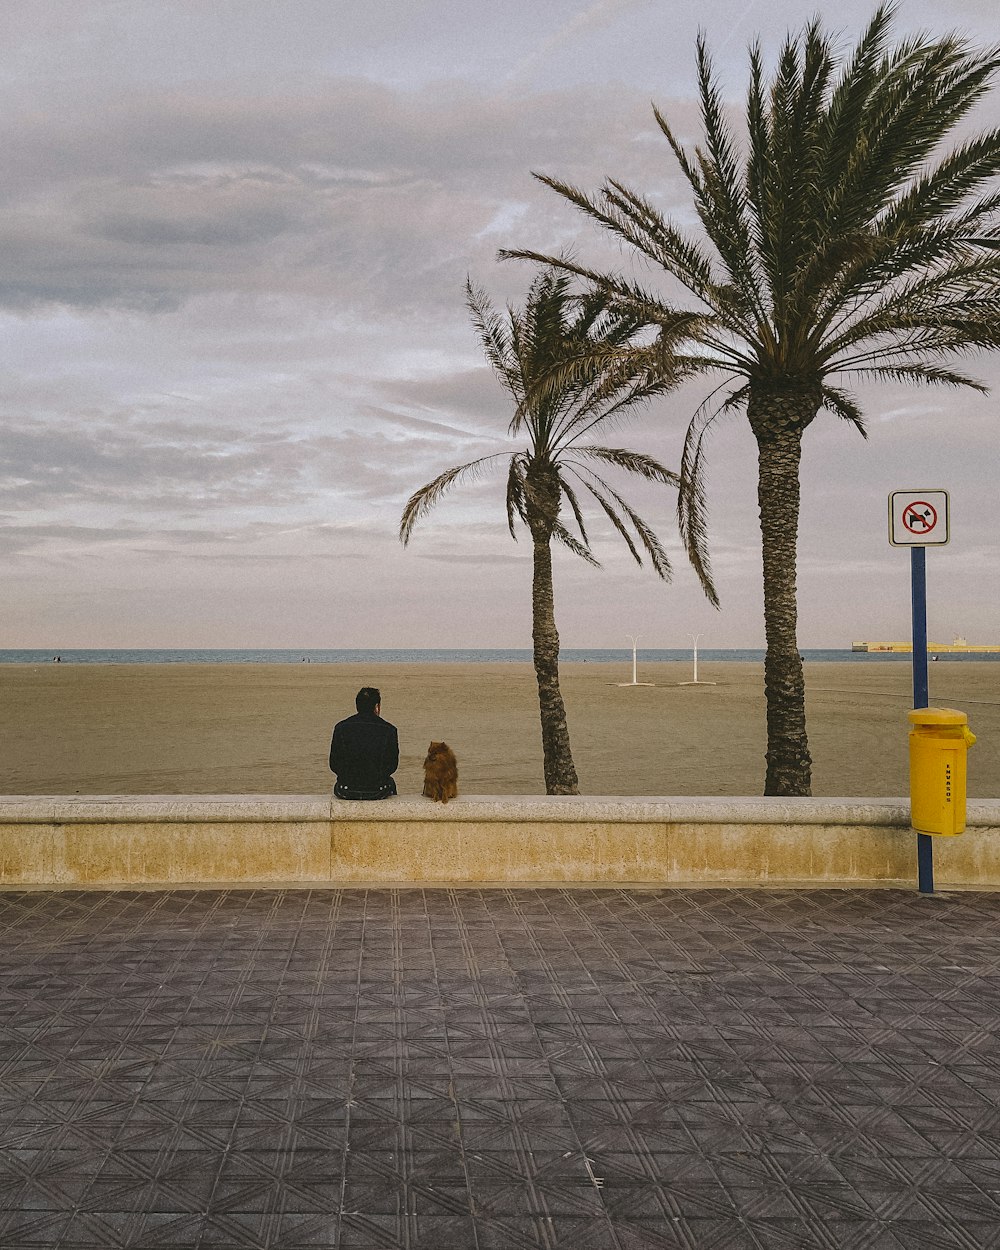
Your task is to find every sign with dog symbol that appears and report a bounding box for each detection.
[889,490,950,546]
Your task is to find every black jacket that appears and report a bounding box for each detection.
[329,712,399,792]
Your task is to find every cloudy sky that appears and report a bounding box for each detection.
[3,0,999,650]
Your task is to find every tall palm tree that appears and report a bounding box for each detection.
[502,7,1000,795]
[400,270,715,794]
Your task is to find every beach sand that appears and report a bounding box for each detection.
[2,660,998,798]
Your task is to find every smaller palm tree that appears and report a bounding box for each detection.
[400,269,715,794]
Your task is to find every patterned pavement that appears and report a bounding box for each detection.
[1,887,999,1249]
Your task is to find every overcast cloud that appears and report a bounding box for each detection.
[2,0,999,649]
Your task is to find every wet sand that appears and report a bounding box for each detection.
[2,661,997,797]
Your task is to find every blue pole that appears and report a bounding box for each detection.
[911,546,929,708]
[911,546,933,892]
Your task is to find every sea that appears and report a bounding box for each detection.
[1,648,997,665]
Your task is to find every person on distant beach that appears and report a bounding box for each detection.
[329,687,398,800]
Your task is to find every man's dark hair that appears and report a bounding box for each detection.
[355,687,381,714]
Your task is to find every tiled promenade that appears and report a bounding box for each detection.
[1,887,999,1249]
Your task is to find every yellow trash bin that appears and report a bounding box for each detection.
[908,707,976,836]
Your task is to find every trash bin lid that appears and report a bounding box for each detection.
[907,706,968,726]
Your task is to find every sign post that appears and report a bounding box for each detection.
[889,490,950,894]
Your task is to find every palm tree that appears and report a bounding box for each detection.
[400,270,715,794]
[502,7,1000,795]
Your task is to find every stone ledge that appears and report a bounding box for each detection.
[2,794,998,890]
[1,793,999,826]
[0,795,332,824]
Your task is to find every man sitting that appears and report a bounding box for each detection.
[329,686,399,800]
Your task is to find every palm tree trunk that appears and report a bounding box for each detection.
[528,517,580,795]
[748,385,820,796]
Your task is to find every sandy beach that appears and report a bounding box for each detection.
[2,660,997,798]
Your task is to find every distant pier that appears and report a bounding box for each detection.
[852,636,1000,654]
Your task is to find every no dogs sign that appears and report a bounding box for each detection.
[889,490,950,546]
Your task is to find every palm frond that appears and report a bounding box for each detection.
[574,446,681,489]
[882,131,1000,235]
[546,349,698,454]
[500,244,716,340]
[465,278,518,398]
[652,42,769,333]
[677,384,748,610]
[840,38,976,219]
[651,102,704,199]
[552,520,600,566]
[602,179,721,308]
[505,455,528,539]
[821,248,1000,354]
[846,362,989,390]
[700,31,795,330]
[400,454,509,544]
[818,208,1000,338]
[556,472,591,548]
[576,477,646,569]
[820,386,868,437]
[508,175,752,333]
[576,468,674,580]
[819,5,896,190]
[832,324,1000,373]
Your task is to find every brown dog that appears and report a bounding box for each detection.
[422,741,458,803]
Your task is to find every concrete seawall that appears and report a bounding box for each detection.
[2,795,999,889]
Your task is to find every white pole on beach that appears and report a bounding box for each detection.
[680,632,716,686]
[617,634,654,687]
